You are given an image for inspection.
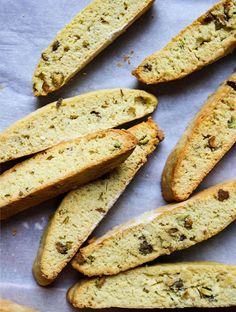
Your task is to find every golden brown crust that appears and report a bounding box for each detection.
[0,299,39,312]
[162,72,236,202]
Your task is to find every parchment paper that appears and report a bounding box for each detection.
[0,0,235,311]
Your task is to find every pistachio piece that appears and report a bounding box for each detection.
[52,72,64,87]
[41,52,48,61]
[42,82,50,93]
[56,98,63,109]
[55,242,68,254]
[138,235,153,255]
[52,40,60,51]
[227,116,236,129]
[217,189,229,201]
[143,63,152,71]
[76,252,85,265]
[95,277,106,289]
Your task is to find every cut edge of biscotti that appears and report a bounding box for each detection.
[72,179,236,276]
[0,88,157,164]
[68,262,236,309]
[161,71,236,202]
[32,0,155,96]
[32,118,164,286]
[133,0,236,84]
[0,299,40,312]
[0,129,137,220]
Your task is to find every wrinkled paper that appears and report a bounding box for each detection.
[0,0,235,311]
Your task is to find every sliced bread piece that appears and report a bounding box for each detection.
[0,129,137,220]
[133,0,236,84]
[162,72,236,202]
[0,299,39,312]
[68,262,236,308]
[0,89,157,164]
[72,180,236,276]
[32,0,154,96]
[33,118,164,286]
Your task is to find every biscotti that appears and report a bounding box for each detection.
[162,72,236,202]
[72,180,236,276]
[0,129,137,220]
[0,89,157,164]
[133,0,236,84]
[0,299,39,312]
[32,0,154,96]
[33,119,164,286]
[68,262,236,308]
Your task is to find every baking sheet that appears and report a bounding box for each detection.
[0,0,235,311]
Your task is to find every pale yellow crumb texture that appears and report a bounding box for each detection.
[134,0,236,83]
[33,119,164,285]
[72,180,236,276]
[68,262,236,308]
[0,89,157,164]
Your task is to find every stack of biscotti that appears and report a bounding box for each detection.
[162,72,236,201]
[0,129,137,219]
[33,118,164,286]
[32,0,154,95]
[72,180,236,276]
[133,0,236,84]
[0,89,157,163]
[68,262,236,308]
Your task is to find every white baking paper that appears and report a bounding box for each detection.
[0,0,235,311]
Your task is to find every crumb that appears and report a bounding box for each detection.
[82,72,87,76]
[116,62,123,67]
[23,222,29,229]
[123,55,130,63]
[34,222,43,230]
[11,228,17,236]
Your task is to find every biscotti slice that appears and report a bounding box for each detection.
[0,299,39,312]
[32,0,154,96]
[0,129,137,220]
[0,89,157,164]
[133,0,236,84]
[162,72,236,202]
[33,118,164,286]
[68,262,236,308]
[72,180,236,276]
